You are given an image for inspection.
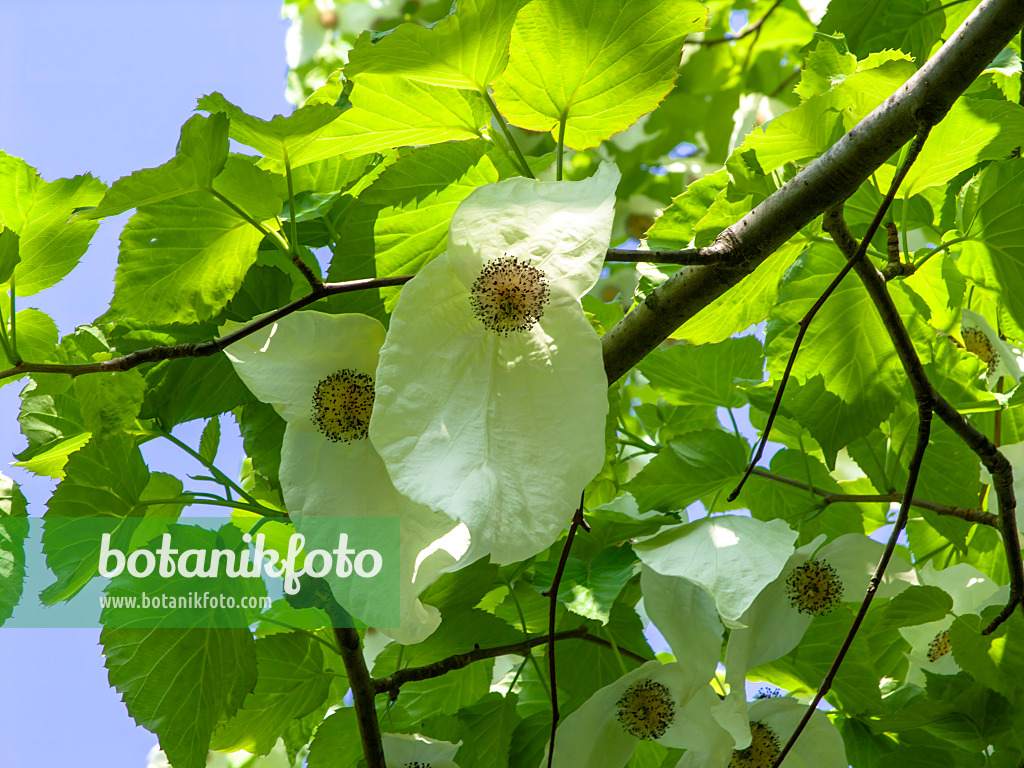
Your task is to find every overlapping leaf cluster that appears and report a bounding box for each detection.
[2,0,1024,767]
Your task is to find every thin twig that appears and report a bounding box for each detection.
[282,145,324,289]
[687,0,786,46]
[545,494,587,768]
[372,626,648,698]
[749,467,999,527]
[729,128,931,501]
[773,394,933,767]
[0,275,413,383]
[773,203,935,767]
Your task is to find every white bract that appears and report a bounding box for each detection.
[382,733,460,768]
[961,309,1023,390]
[900,562,1007,686]
[224,311,467,644]
[674,696,849,768]
[370,163,620,565]
[544,660,717,768]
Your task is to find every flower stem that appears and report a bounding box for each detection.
[483,90,534,179]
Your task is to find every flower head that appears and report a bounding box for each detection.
[544,661,712,768]
[960,309,1023,390]
[224,311,468,644]
[382,733,460,768]
[370,163,620,565]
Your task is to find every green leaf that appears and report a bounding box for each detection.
[237,400,285,487]
[625,429,750,513]
[950,613,1024,699]
[636,335,763,408]
[102,625,257,768]
[41,434,149,603]
[0,152,105,295]
[211,156,288,222]
[899,99,1024,198]
[0,227,20,283]
[143,353,253,428]
[795,34,858,101]
[72,370,145,439]
[197,92,346,167]
[80,114,229,219]
[880,585,954,630]
[745,90,851,172]
[492,0,707,149]
[292,74,489,162]
[3,308,58,373]
[199,414,221,464]
[765,244,903,467]
[306,709,361,768]
[326,141,504,317]
[644,169,728,249]
[210,632,334,755]
[391,661,494,723]
[452,692,521,768]
[0,473,29,627]
[113,190,264,324]
[346,0,530,91]
[672,238,805,344]
[821,0,945,65]
[958,160,1024,333]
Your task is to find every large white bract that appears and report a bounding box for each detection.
[224,310,467,644]
[369,163,620,565]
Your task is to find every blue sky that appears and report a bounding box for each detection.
[0,3,290,765]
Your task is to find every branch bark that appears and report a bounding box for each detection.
[601,0,1024,383]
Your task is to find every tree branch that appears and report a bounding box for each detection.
[372,625,648,699]
[605,248,727,265]
[749,467,999,527]
[0,275,413,382]
[545,495,587,768]
[334,627,385,768]
[687,0,786,46]
[601,0,1024,384]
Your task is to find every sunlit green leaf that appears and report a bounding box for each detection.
[492,0,707,149]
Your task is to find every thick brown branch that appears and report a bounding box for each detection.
[749,468,999,527]
[605,248,726,265]
[334,627,385,768]
[0,275,413,383]
[602,0,1024,383]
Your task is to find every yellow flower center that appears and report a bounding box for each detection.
[963,327,1000,376]
[728,721,781,768]
[927,629,952,662]
[615,678,675,740]
[311,369,374,443]
[469,255,550,335]
[784,559,843,616]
